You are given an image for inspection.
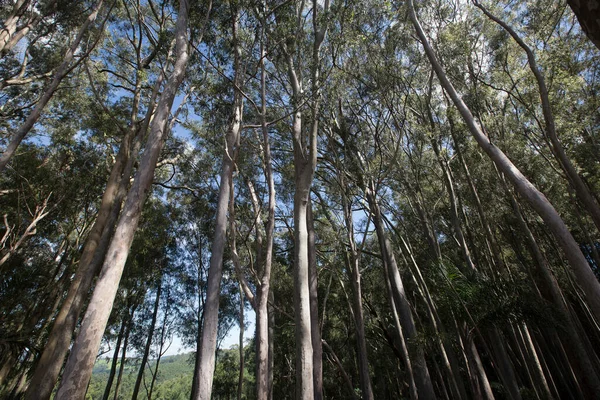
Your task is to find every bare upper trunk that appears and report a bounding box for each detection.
[192,10,243,398]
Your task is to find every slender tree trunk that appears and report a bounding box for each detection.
[367,188,436,399]
[399,235,467,400]
[193,9,242,398]
[501,174,600,396]
[238,284,245,400]
[377,254,417,400]
[0,0,106,172]
[293,168,316,400]
[283,2,329,397]
[148,290,170,400]
[487,328,522,400]
[53,2,189,397]
[518,323,552,399]
[267,291,275,400]
[102,315,127,400]
[113,309,133,400]
[132,280,162,400]
[0,0,28,55]
[465,330,495,400]
[307,200,323,400]
[24,112,138,400]
[321,340,359,400]
[408,0,600,324]
[255,12,276,396]
[341,191,374,400]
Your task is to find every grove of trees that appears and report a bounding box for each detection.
[1,0,600,399]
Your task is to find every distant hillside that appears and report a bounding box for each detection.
[86,347,254,400]
[87,353,194,400]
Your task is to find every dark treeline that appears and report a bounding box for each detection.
[1,0,600,399]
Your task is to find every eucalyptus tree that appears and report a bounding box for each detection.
[407,0,600,327]
[192,1,245,398]
[23,2,179,396]
[53,0,191,396]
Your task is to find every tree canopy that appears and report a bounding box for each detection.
[1,0,600,399]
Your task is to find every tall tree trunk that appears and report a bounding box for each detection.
[398,234,467,400]
[408,0,600,324]
[487,328,522,400]
[307,200,323,400]
[148,289,170,400]
[255,10,276,396]
[238,284,245,400]
[465,329,495,400]
[501,173,600,396]
[367,187,436,399]
[24,108,139,400]
[53,2,189,396]
[113,308,134,400]
[267,291,275,400]
[192,8,242,398]
[132,280,162,400]
[283,2,329,397]
[341,191,374,400]
[0,0,106,172]
[378,256,417,400]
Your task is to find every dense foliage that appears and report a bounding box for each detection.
[1,0,600,399]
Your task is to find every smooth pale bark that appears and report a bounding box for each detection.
[0,0,28,55]
[0,0,42,57]
[0,0,106,172]
[408,0,600,324]
[516,324,552,399]
[474,1,600,233]
[148,292,170,400]
[448,118,504,272]
[466,330,495,400]
[192,10,243,398]
[284,1,329,397]
[267,291,275,400]
[131,281,162,400]
[53,2,189,397]
[487,328,522,400]
[430,139,476,273]
[367,188,436,399]
[292,176,316,400]
[255,18,276,397]
[24,106,138,400]
[193,107,239,400]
